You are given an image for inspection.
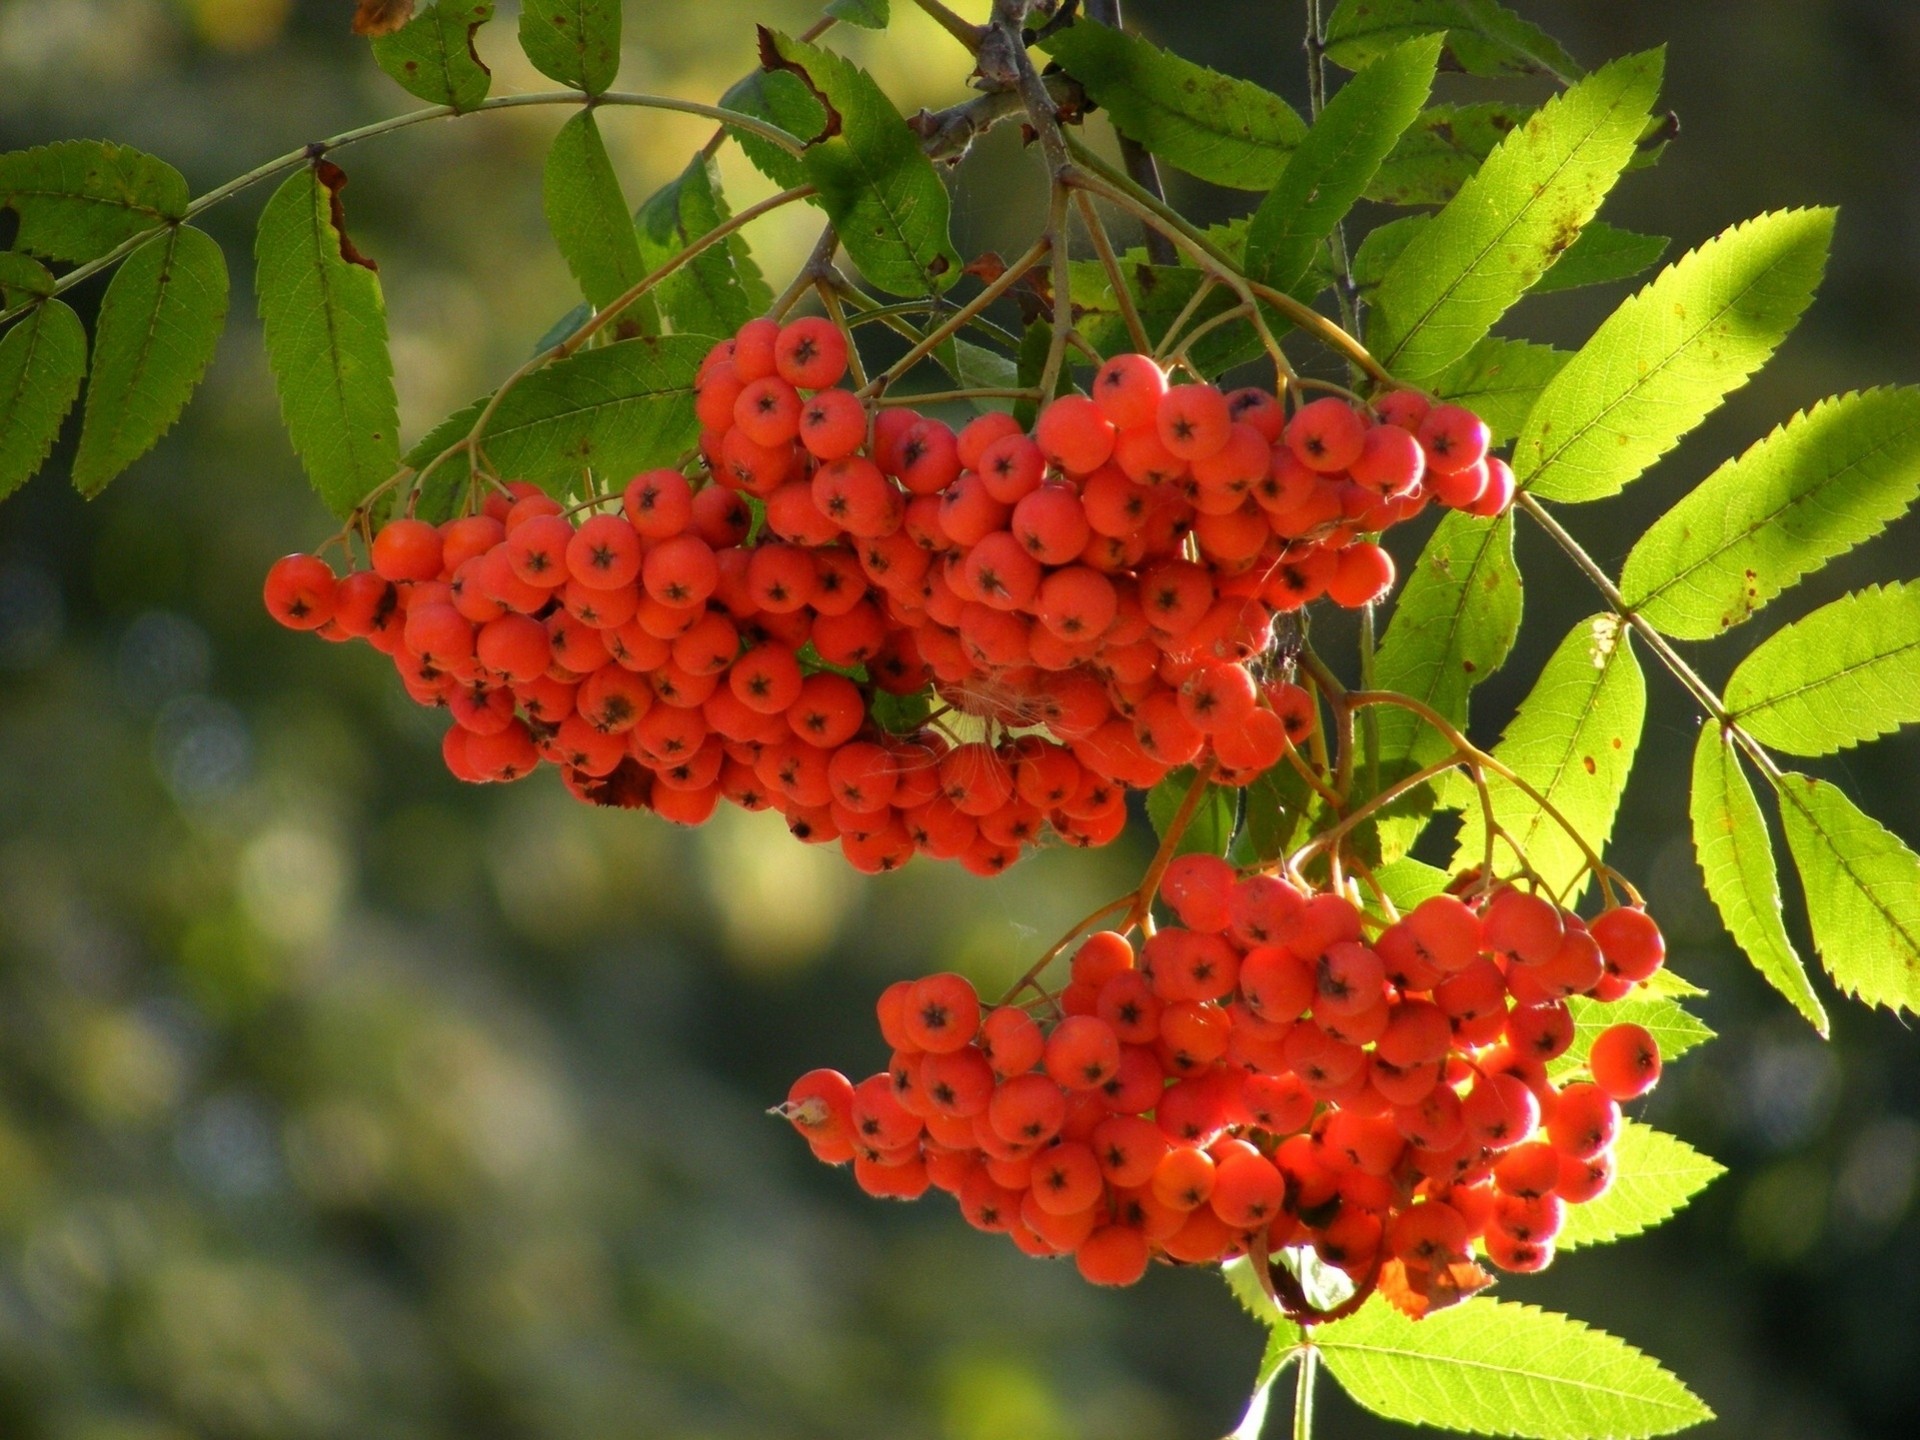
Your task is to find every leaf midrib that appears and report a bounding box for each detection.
[1782,779,1920,973]
[1735,632,1920,732]
[85,229,182,482]
[1322,1336,1701,1411]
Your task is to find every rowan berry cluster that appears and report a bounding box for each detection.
[782,860,1665,1313]
[265,314,1509,872]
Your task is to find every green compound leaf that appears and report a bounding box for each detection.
[1533,222,1669,295]
[1430,337,1570,448]
[1624,389,1920,639]
[1779,771,1920,1014]
[1043,22,1307,190]
[825,0,888,26]
[761,30,960,297]
[543,109,648,317]
[370,0,493,110]
[70,225,228,497]
[1551,993,1716,1080]
[1325,0,1583,83]
[0,252,56,306]
[1368,102,1535,206]
[1147,768,1237,859]
[1351,213,1426,296]
[1246,35,1440,295]
[254,162,401,518]
[719,68,825,191]
[637,152,772,341]
[0,139,189,263]
[1368,50,1663,382]
[1451,614,1645,904]
[1517,208,1834,503]
[1317,1297,1711,1439]
[0,299,87,502]
[519,0,620,95]
[1690,727,1827,1031]
[1370,512,1523,853]
[1071,221,1263,375]
[406,333,707,497]
[1726,583,1920,756]
[1556,1121,1725,1251]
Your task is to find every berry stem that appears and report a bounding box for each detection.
[1128,759,1222,927]
[858,236,1049,398]
[1292,1342,1319,1440]
[996,896,1134,1005]
[1074,190,1154,354]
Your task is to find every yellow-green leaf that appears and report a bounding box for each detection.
[1726,583,1920,756]
[1556,1121,1725,1250]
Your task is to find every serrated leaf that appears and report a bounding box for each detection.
[543,109,648,319]
[1351,213,1428,295]
[1551,994,1716,1079]
[1223,1256,1294,1331]
[1043,22,1306,189]
[1690,725,1829,1026]
[1778,773,1920,1013]
[761,30,959,297]
[370,0,493,110]
[1317,1297,1711,1438]
[1372,858,1452,918]
[404,333,707,497]
[1246,36,1439,296]
[0,139,188,263]
[0,299,86,501]
[519,0,619,95]
[0,253,55,306]
[720,69,825,191]
[1325,0,1582,83]
[637,153,772,341]
[1726,583,1920,756]
[70,225,227,496]
[1147,768,1236,858]
[1430,337,1570,448]
[1368,51,1662,382]
[1518,208,1834,503]
[1368,102,1536,206]
[1556,1121,1725,1251]
[1624,389,1920,639]
[1534,222,1669,295]
[1451,614,1644,903]
[254,162,400,518]
[825,0,888,25]
[1372,512,1523,823]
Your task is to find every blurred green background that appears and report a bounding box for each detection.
[2,1,1918,1436]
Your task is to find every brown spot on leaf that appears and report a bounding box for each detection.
[1582,756,1597,775]
[314,159,378,271]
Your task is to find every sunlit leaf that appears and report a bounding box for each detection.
[1778,772,1920,1014]
[1317,1297,1712,1438]
[0,299,86,501]
[71,225,228,496]
[1726,583,1920,756]
[1517,208,1834,503]
[1551,994,1716,1078]
[1556,1121,1725,1251]
[254,162,401,518]
[370,0,493,110]
[1368,102,1535,206]
[1533,222,1668,294]
[1624,389,1920,639]
[1369,50,1663,381]
[0,139,188,263]
[1430,337,1570,447]
[1689,727,1827,1030]
[1043,22,1307,189]
[1451,614,1644,903]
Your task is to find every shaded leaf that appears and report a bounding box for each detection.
[1317,1297,1712,1438]
[1518,208,1834,502]
[1071,220,1262,373]
[1726,583,1920,756]
[1430,337,1570,448]
[1690,727,1827,1030]
[1779,772,1920,1014]
[1147,768,1237,858]
[370,0,493,110]
[1239,759,1322,867]
[1623,389,1920,639]
[0,299,86,501]
[1325,0,1582,83]
[543,109,648,315]
[0,253,56,307]
[71,225,228,496]
[1369,51,1663,381]
[254,163,401,517]
[720,69,825,190]
[825,0,888,25]
[1555,1121,1725,1250]
[1043,22,1307,189]
[1246,36,1439,295]
[1533,222,1668,294]
[761,30,960,296]
[637,152,772,340]
[519,0,620,94]
[1451,614,1644,903]
[0,139,188,263]
[1368,102,1536,206]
